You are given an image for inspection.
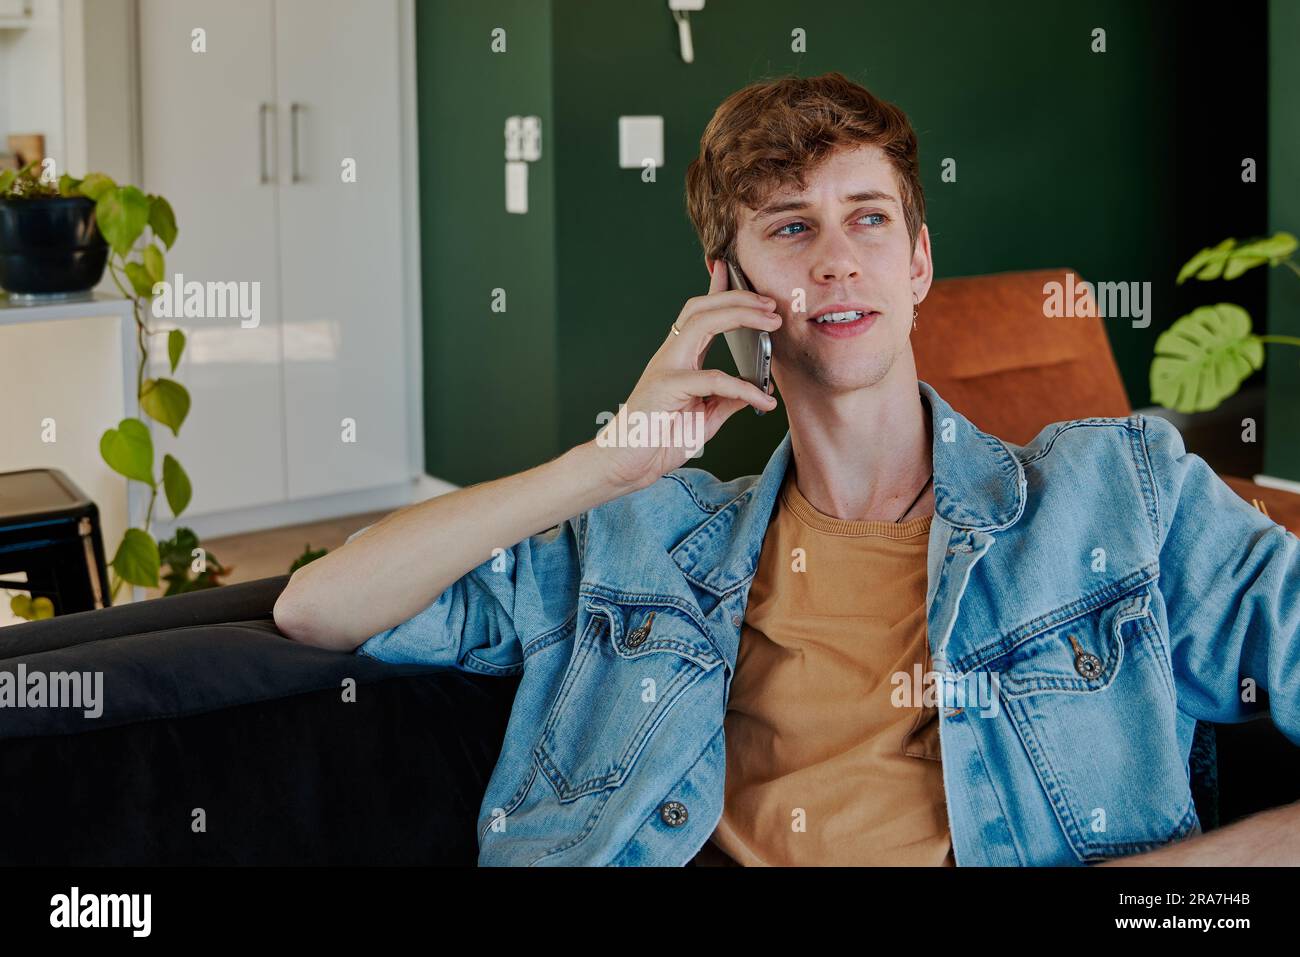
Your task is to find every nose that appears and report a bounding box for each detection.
[811,231,863,284]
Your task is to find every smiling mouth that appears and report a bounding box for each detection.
[811,309,879,324]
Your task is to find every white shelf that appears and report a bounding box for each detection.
[0,289,141,601]
[0,291,134,325]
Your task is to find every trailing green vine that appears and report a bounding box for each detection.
[2,161,227,605]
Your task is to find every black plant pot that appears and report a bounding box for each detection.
[0,196,109,297]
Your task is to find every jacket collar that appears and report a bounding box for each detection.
[670,378,1027,597]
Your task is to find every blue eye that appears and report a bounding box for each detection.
[772,213,887,238]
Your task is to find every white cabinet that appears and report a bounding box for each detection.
[273,0,410,501]
[137,0,416,522]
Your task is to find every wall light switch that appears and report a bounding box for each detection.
[506,160,528,214]
[521,116,542,162]
[619,115,664,169]
[504,116,523,161]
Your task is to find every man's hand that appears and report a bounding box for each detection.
[1095,800,1300,865]
[593,258,780,493]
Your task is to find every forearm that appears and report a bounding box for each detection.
[273,439,632,651]
[1096,799,1300,866]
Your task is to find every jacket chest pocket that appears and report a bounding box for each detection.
[534,597,722,802]
[991,581,1196,862]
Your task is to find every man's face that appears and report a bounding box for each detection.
[731,144,932,396]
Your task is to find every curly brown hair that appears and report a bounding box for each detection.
[684,71,926,264]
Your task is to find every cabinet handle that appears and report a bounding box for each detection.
[259,102,276,184]
[290,102,304,183]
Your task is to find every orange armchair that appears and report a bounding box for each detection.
[914,268,1300,534]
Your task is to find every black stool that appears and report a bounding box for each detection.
[0,468,111,616]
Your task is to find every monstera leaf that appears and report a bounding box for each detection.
[1149,304,1264,413]
[1176,232,1298,284]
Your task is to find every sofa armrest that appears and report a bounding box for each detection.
[0,574,291,660]
[0,620,518,863]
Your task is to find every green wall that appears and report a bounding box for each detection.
[417,0,559,484]
[416,0,1271,484]
[1265,0,1300,482]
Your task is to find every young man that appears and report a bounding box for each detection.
[274,72,1300,866]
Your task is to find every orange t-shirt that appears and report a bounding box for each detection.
[692,472,954,866]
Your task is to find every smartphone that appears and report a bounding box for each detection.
[722,259,774,414]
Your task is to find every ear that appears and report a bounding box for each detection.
[908,222,935,304]
[705,256,716,276]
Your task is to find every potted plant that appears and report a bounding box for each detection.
[1,163,219,612]
[0,161,109,298]
[3,164,328,620]
[1150,231,1300,412]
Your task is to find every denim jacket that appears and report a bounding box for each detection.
[357,378,1300,866]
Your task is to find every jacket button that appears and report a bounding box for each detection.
[626,611,655,649]
[731,614,742,627]
[660,801,689,827]
[1066,633,1103,679]
[1074,651,1103,679]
